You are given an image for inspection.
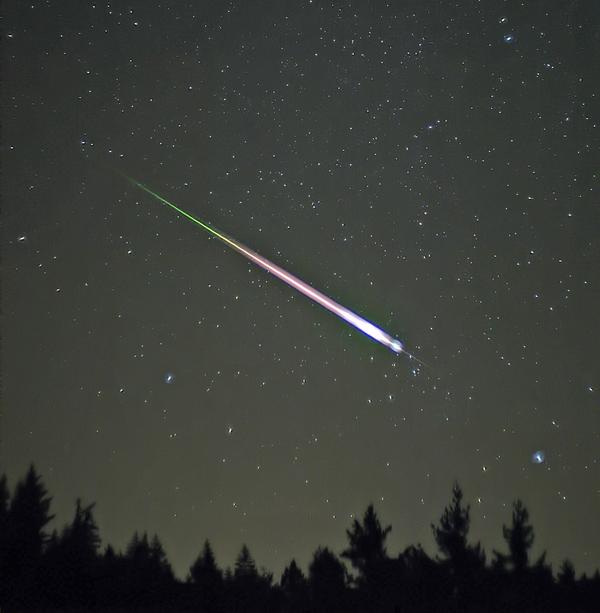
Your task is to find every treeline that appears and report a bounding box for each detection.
[1,466,599,612]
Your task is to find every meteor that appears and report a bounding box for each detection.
[126,176,415,358]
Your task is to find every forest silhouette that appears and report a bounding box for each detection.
[1,465,598,612]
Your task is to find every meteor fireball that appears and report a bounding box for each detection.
[125,176,418,359]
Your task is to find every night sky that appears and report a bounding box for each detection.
[3,1,599,579]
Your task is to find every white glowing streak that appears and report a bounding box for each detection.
[227,239,402,352]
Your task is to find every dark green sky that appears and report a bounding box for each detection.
[2,0,599,579]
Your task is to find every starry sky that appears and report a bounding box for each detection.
[2,0,599,579]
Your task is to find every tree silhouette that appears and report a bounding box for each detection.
[9,464,54,557]
[281,559,304,589]
[41,498,101,606]
[229,545,275,613]
[1,464,600,612]
[308,547,348,613]
[342,504,397,611]
[5,464,54,606]
[494,499,535,573]
[431,482,485,611]
[554,558,578,612]
[280,559,309,613]
[189,539,223,612]
[123,531,174,603]
[341,503,391,582]
[95,543,128,607]
[125,530,172,578]
[491,500,555,612]
[234,544,258,579]
[432,482,484,566]
[62,499,101,561]
[558,558,576,585]
[190,538,222,583]
[149,533,172,578]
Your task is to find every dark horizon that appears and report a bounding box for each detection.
[2,464,599,612]
[3,464,598,582]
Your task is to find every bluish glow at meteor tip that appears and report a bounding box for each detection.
[390,339,404,354]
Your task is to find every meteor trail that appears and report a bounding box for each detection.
[126,176,414,358]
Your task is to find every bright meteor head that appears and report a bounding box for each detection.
[390,339,404,354]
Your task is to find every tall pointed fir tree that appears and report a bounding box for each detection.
[189,539,223,611]
[6,465,54,605]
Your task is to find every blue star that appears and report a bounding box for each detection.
[164,372,175,384]
[531,450,545,464]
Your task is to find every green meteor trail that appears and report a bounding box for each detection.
[127,177,238,249]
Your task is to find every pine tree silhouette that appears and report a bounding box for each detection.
[9,464,54,556]
[123,531,174,604]
[190,539,222,584]
[492,499,555,612]
[234,544,258,579]
[149,533,173,579]
[431,482,486,612]
[280,559,309,613]
[96,543,127,607]
[341,504,397,611]
[189,539,224,612]
[41,498,101,606]
[432,482,484,567]
[5,464,54,606]
[558,559,576,585]
[341,503,391,582]
[63,499,101,560]
[229,545,275,613]
[493,499,535,573]
[308,547,347,613]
